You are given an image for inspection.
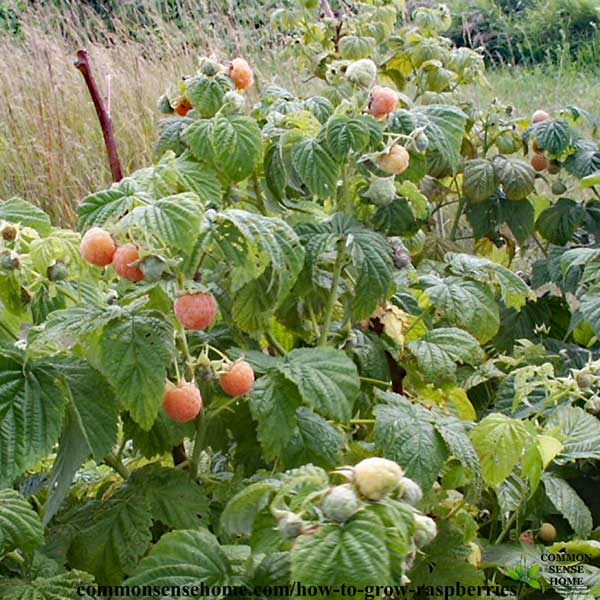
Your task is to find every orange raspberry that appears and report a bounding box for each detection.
[163,383,202,423]
[80,227,116,267]
[367,86,399,118]
[112,243,144,282]
[229,58,254,90]
[219,360,255,397]
[174,292,218,330]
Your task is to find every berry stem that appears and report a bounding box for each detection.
[265,331,286,356]
[190,413,207,480]
[104,453,129,479]
[318,236,347,346]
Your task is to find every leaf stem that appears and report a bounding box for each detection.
[190,413,207,480]
[318,236,347,346]
[359,376,392,388]
[265,331,286,355]
[104,453,129,479]
[252,171,266,215]
[495,509,518,544]
[450,196,467,241]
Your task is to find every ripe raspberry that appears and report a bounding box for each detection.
[367,86,399,118]
[519,531,535,545]
[538,522,557,543]
[229,58,254,90]
[174,292,218,330]
[112,243,144,282]
[175,98,192,116]
[163,383,202,423]
[532,109,550,123]
[80,227,116,267]
[531,153,548,172]
[378,144,410,175]
[219,360,255,396]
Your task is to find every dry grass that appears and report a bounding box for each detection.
[0,0,286,225]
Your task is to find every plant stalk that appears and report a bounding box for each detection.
[318,236,347,346]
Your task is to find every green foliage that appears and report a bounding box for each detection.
[1,0,600,594]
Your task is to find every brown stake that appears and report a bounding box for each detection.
[74,49,123,182]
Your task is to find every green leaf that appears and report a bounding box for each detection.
[184,119,216,164]
[339,35,376,59]
[412,105,468,174]
[420,275,500,342]
[545,406,600,463]
[0,197,52,235]
[117,192,204,255]
[349,227,394,318]
[0,489,43,555]
[470,413,530,487]
[578,287,600,338]
[283,407,345,469]
[174,154,221,203]
[528,119,573,154]
[279,348,360,422]
[374,392,448,489]
[127,529,231,595]
[292,138,339,199]
[78,179,152,232]
[249,372,302,459]
[493,156,535,200]
[98,312,175,430]
[128,464,209,530]
[68,488,153,584]
[463,159,497,203]
[536,198,585,245]
[155,116,192,158]
[186,75,229,117]
[326,116,370,160]
[0,349,66,484]
[408,327,484,382]
[221,480,280,536]
[212,114,263,182]
[291,511,390,585]
[542,473,592,537]
[2,571,94,600]
[565,139,600,178]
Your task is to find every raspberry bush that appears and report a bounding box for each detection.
[1,1,600,596]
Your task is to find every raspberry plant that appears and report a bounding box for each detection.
[2,0,600,597]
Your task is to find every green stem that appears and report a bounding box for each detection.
[449,196,467,241]
[495,509,518,544]
[318,236,347,346]
[0,319,18,341]
[350,418,375,424]
[190,413,207,480]
[252,171,266,215]
[359,376,392,388]
[105,453,129,479]
[176,322,195,381]
[265,331,286,355]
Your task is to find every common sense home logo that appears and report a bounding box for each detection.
[540,551,593,594]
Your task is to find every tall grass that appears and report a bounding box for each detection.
[0,0,288,225]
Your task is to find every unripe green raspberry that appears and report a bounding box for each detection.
[222,90,246,114]
[0,250,19,271]
[139,255,166,282]
[353,457,404,501]
[345,59,377,88]
[157,94,174,114]
[322,484,361,522]
[413,513,437,547]
[47,261,68,282]
[398,477,422,506]
[200,58,221,76]
[364,176,396,206]
[277,512,304,539]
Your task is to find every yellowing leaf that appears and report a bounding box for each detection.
[447,387,477,421]
[536,434,563,468]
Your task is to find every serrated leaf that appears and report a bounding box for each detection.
[339,35,376,59]
[493,156,535,200]
[579,287,600,338]
[292,138,339,199]
[186,75,228,118]
[0,489,43,555]
[127,529,231,596]
[221,481,280,536]
[117,192,204,255]
[0,349,66,484]
[470,413,530,487]
[2,571,94,600]
[78,179,152,232]
[374,392,448,489]
[249,372,301,459]
[545,405,600,463]
[98,312,175,430]
[536,198,585,245]
[528,119,573,155]
[154,117,192,158]
[326,116,370,160]
[408,327,484,381]
[279,348,359,422]
[0,197,52,235]
[420,275,499,342]
[212,115,263,182]
[565,139,600,178]
[283,407,344,469]
[129,464,209,530]
[542,473,592,537]
[184,119,216,164]
[463,159,496,203]
[291,511,390,585]
[68,489,153,584]
[175,154,221,203]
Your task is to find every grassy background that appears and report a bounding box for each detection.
[0,0,598,225]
